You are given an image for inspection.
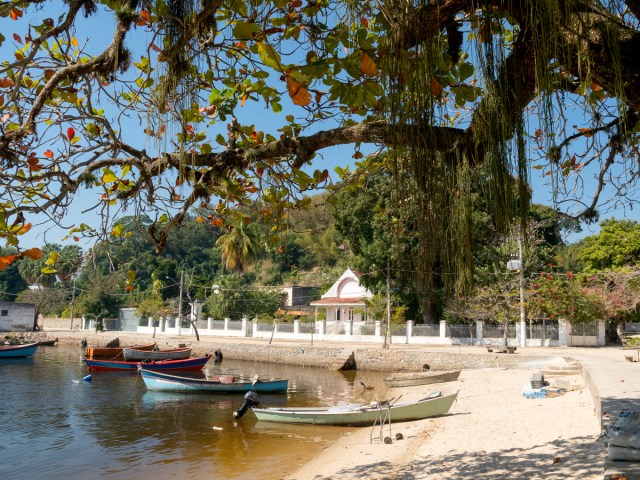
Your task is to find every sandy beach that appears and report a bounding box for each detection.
[285,358,603,479]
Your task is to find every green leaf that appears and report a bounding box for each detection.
[257,42,282,70]
[86,123,100,137]
[102,169,118,183]
[458,62,474,81]
[233,21,260,40]
[111,224,125,237]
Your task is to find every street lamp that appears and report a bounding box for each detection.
[507,237,527,348]
[166,272,184,335]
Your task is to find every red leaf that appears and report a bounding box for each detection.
[431,77,444,97]
[27,157,42,171]
[0,78,16,88]
[44,150,54,158]
[67,127,75,140]
[9,8,23,20]
[286,76,311,106]
[577,127,594,137]
[360,53,378,77]
[22,248,43,260]
[0,255,17,270]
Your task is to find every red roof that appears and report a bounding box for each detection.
[309,297,368,305]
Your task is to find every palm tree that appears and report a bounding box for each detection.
[22,244,84,287]
[215,222,259,273]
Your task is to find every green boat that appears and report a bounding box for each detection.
[251,391,458,426]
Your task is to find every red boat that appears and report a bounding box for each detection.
[85,354,211,372]
[85,342,156,359]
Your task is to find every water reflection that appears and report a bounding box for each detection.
[1,345,393,480]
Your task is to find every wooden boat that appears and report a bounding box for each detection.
[85,354,211,372]
[0,342,39,358]
[123,346,192,361]
[37,337,58,346]
[85,342,156,359]
[251,391,459,426]
[383,370,461,388]
[139,369,289,393]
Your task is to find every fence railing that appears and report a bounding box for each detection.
[299,322,316,334]
[626,322,640,333]
[447,324,476,339]
[482,324,518,339]
[107,315,604,346]
[571,321,598,336]
[413,324,440,336]
[528,323,560,340]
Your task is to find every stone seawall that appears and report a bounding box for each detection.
[47,330,560,372]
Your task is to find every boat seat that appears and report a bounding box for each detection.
[210,375,234,383]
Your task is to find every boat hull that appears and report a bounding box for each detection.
[85,355,211,372]
[252,391,458,426]
[85,343,156,359]
[0,343,38,358]
[140,369,288,393]
[123,347,192,361]
[383,370,461,388]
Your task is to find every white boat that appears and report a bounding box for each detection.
[384,370,461,388]
[251,391,458,426]
[122,346,192,361]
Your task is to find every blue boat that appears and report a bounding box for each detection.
[0,342,38,358]
[139,368,289,393]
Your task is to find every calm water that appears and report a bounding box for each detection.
[0,345,392,480]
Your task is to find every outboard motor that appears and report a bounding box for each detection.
[233,391,261,419]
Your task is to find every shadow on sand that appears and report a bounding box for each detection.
[302,435,603,479]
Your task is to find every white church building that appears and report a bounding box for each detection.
[309,268,374,329]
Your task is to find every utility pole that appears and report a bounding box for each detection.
[384,262,391,349]
[69,279,76,331]
[177,270,184,336]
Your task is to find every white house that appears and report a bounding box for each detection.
[0,302,37,332]
[309,268,373,324]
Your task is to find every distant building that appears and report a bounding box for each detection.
[0,302,37,332]
[277,285,320,318]
[309,268,373,323]
[282,285,319,307]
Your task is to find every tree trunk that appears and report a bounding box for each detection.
[616,319,626,346]
[503,321,509,347]
[420,295,440,324]
[190,320,200,341]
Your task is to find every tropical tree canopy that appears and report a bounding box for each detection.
[2,0,640,296]
[579,219,640,272]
